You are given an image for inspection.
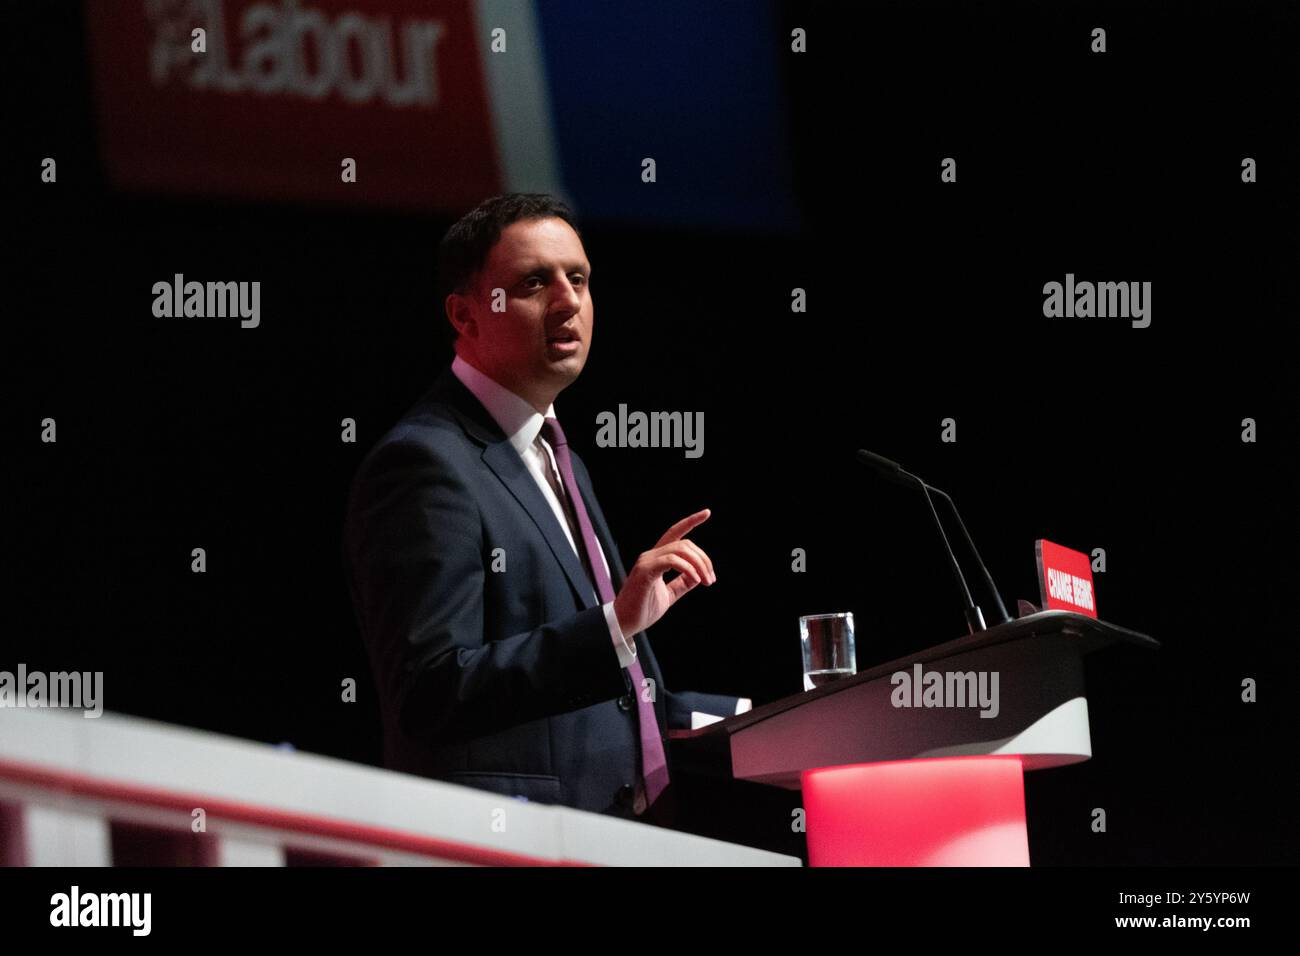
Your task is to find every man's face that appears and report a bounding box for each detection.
[449,216,593,410]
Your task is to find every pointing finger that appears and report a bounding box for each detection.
[657,508,711,546]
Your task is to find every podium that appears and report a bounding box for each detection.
[668,609,1159,866]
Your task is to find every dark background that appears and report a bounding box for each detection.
[9,0,1299,865]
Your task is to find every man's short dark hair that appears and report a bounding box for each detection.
[437,193,582,307]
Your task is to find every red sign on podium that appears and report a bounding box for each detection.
[1034,539,1097,618]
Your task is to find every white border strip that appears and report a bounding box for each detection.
[472,0,571,204]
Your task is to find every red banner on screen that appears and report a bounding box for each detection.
[1034,539,1098,618]
[84,0,506,208]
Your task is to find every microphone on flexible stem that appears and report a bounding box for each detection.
[927,484,1012,626]
[856,449,1012,634]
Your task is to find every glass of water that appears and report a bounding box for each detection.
[800,612,857,690]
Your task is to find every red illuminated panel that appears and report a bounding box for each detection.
[802,756,1029,866]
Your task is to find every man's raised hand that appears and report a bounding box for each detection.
[613,509,716,638]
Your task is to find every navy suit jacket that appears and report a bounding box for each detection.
[343,366,740,816]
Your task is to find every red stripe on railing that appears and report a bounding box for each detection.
[0,757,592,867]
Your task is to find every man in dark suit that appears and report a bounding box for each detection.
[343,193,749,825]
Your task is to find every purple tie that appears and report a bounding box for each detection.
[540,417,669,814]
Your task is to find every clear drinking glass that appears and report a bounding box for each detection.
[800,612,857,690]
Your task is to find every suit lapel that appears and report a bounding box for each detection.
[482,442,600,610]
[420,366,670,733]
[427,367,600,611]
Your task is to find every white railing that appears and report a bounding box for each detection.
[0,708,800,867]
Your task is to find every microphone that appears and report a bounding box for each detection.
[856,449,1012,633]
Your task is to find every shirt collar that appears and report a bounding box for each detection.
[451,354,555,457]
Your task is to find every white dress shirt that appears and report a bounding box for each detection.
[450,356,750,715]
